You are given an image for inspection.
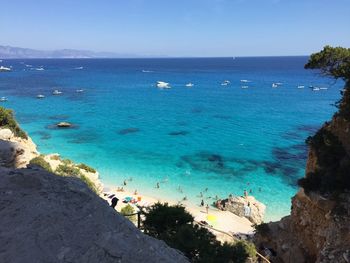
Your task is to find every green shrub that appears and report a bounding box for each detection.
[50,155,61,161]
[120,204,136,222]
[55,163,82,177]
[0,106,27,139]
[80,174,98,193]
[77,163,96,173]
[298,127,350,194]
[29,155,52,172]
[61,159,73,165]
[143,202,256,263]
[253,222,270,236]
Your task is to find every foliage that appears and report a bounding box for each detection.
[50,155,61,160]
[305,45,350,81]
[305,46,350,120]
[77,163,96,173]
[0,106,27,139]
[253,222,270,236]
[80,174,98,193]
[143,202,256,262]
[120,204,136,222]
[29,155,52,172]
[61,159,73,165]
[298,127,350,194]
[55,163,82,177]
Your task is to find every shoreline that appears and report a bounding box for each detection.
[102,182,255,238]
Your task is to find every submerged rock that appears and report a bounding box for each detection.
[118,127,140,135]
[57,122,72,128]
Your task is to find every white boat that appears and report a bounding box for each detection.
[312,87,320,91]
[272,83,278,88]
[319,87,328,90]
[35,67,44,71]
[74,66,83,70]
[297,85,305,89]
[0,97,8,102]
[156,81,171,89]
[53,90,63,95]
[275,82,283,85]
[241,86,249,89]
[37,94,45,99]
[76,89,84,93]
[185,83,194,87]
[0,66,11,72]
[221,80,230,86]
[240,80,249,83]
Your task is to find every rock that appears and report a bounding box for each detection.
[57,122,72,128]
[0,167,188,263]
[219,195,265,224]
[0,128,14,140]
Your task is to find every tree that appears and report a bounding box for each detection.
[305,45,350,119]
[143,202,256,262]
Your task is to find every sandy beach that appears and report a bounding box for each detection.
[102,184,255,241]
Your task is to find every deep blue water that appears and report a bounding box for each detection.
[0,57,343,220]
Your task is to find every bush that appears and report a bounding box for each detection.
[253,222,270,236]
[143,202,256,263]
[55,163,82,177]
[77,163,96,173]
[29,155,52,172]
[298,127,350,195]
[120,204,136,222]
[50,155,61,161]
[0,106,27,139]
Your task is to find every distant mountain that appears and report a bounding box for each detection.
[0,45,134,58]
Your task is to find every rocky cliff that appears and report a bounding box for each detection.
[0,124,188,262]
[254,116,350,263]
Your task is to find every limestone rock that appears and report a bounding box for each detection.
[0,128,14,140]
[219,195,265,224]
[0,167,188,263]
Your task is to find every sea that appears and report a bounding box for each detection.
[0,57,343,221]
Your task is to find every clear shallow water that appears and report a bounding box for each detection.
[0,57,342,221]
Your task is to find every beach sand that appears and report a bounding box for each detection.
[102,185,254,241]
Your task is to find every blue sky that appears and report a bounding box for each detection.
[1,0,349,57]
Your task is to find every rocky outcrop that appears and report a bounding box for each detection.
[0,128,38,167]
[218,195,265,225]
[254,115,350,262]
[0,166,188,263]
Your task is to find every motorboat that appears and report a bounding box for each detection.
[297,85,305,89]
[74,66,83,70]
[53,90,63,95]
[186,83,194,87]
[221,80,230,86]
[36,67,44,71]
[37,94,45,99]
[312,87,320,91]
[272,83,278,88]
[240,80,249,83]
[241,86,249,89]
[0,97,8,102]
[76,89,84,93]
[0,66,11,72]
[156,81,171,89]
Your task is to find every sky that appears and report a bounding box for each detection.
[1,0,349,57]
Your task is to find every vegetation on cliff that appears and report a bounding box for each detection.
[29,155,53,173]
[0,106,27,139]
[299,46,350,195]
[143,202,256,263]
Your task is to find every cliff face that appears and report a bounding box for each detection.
[0,128,188,262]
[254,115,350,263]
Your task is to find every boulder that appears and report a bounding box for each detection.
[219,195,265,224]
[0,128,14,140]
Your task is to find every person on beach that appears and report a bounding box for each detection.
[206,204,209,214]
[134,190,138,195]
[111,197,119,209]
[244,190,248,198]
[201,199,204,206]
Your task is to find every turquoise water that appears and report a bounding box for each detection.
[0,57,342,221]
